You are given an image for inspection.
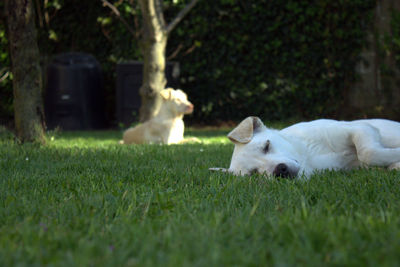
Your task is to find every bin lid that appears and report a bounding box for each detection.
[52,52,99,66]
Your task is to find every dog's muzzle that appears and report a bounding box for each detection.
[273,163,295,179]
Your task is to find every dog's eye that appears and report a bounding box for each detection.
[263,140,270,153]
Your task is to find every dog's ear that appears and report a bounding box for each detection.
[227,116,264,144]
[160,88,173,100]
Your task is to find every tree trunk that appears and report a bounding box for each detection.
[138,0,168,122]
[6,0,46,143]
[139,33,168,122]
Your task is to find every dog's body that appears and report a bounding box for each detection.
[122,88,194,145]
[211,117,400,179]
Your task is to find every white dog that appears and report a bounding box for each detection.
[210,116,400,179]
[122,88,194,145]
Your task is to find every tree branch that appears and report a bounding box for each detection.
[165,0,200,34]
[101,0,139,39]
[167,43,183,60]
[0,68,10,83]
[139,0,166,40]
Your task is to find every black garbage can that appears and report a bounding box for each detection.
[116,61,179,126]
[45,52,105,130]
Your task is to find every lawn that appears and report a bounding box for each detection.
[1,128,400,266]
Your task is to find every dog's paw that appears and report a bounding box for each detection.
[209,167,230,172]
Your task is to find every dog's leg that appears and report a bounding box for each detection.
[388,162,400,170]
[352,126,400,166]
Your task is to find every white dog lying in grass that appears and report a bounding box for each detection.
[122,88,195,145]
[210,116,400,179]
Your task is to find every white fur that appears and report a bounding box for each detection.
[122,88,194,145]
[211,117,400,179]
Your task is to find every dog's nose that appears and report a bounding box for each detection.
[273,163,290,178]
[185,104,194,113]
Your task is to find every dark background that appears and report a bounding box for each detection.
[2,0,397,128]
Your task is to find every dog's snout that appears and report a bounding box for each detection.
[273,163,291,178]
[185,103,194,114]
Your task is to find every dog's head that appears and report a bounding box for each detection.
[160,88,194,115]
[210,116,301,178]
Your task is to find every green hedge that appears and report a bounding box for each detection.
[169,0,376,122]
[0,0,376,125]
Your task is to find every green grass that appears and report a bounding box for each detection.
[1,128,400,266]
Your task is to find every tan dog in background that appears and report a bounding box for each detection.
[122,88,195,145]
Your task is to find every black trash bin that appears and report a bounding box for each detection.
[116,61,179,127]
[45,52,105,130]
